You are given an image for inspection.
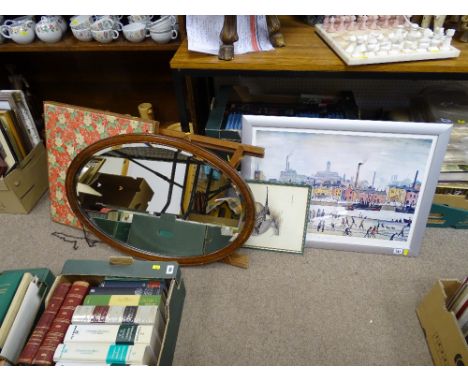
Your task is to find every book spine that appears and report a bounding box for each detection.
[83,294,161,306]
[11,91,41,146]
[17,282,71,365]
[88,287,164,296]
[53,343,154,365]
[64,324,155,345]
[32,281,89,366]
[0,277,46,364]
[0,271,23,325]
[0,273,33,348]
[100,280,164,289]
[72,305,160,325]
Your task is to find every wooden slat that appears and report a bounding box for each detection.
[170,16,468,74]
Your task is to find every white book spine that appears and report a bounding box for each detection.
[64,324,156,345]
[72,305,164,329]
[53,343,155,365]
[0,277,45,363]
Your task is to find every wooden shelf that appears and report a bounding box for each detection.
[170,16,468,74]
[0,33,180,53]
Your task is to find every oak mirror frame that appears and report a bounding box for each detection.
[66,133,257,266]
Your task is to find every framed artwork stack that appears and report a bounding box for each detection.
[241,115,452,257]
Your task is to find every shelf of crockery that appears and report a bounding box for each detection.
[170,16,468,75]
[0,33,181,52]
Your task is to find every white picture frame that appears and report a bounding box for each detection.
[241,115,452,257]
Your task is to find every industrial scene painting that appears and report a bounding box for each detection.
[250,129,434,243]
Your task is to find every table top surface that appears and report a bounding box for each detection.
[170,16,468,74]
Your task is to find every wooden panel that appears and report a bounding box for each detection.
[171,16,468,74]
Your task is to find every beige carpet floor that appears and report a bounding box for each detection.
[1,193,467,365]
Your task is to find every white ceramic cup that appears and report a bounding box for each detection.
[35,19,63,43]
[150,28,178,44]
[128,15,155,25]
[4,15,35,26]
[90,17,115,31]
[148,16,177,32]
[70,15,94,30]
[71,26,93,42]
[122,22,149,43]
[0,21,35,44]
[0,16,4,43]
[92,28,119,43]
[41,16,67,33]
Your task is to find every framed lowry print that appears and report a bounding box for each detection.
[244,181,310,254]
[241,115,452,257]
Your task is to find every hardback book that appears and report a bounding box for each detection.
[32,281,90,366]
[447,277,468,310]
[44,102,156,227]
[88,287,165,296]
[63,324,161,351]
[0,157,7,177]
[0,277,47,364]
[0,271,25,326]
[71,305,165,330]
[53,343,156,365]
[99,279,166,290]
[17,282,71,365]
[451,287,468,317]
[0,110,28,160]
[0,272,33,348]
[83,294,161,307]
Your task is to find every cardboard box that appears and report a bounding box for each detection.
[46,257,185,366]
[416,279,468,365]
[0,143,48,214]
[80,173,154,213]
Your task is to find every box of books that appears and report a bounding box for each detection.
[0,268,55,364]
[0,142,48,214]
[416,279,468,365]
[15,257,185,366]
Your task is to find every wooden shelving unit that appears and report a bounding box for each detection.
[171,16,468,74]
[170,16,468,132]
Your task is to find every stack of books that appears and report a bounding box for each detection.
[17,278,167,366]
[447,277,468,344]
[0,268,54,365]
[0,90,41,177]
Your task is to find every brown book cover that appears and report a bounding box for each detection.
[17,282,71,365]
[32,281,89,366]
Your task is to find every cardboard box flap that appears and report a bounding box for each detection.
[61,258,180,281]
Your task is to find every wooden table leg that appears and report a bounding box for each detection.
[266,15,286,47]
[219,16,238,60]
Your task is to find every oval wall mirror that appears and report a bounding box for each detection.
[66,134,257,265]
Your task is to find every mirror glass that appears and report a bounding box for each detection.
[70,139,252,263]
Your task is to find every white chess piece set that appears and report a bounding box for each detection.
[315,15,461,65]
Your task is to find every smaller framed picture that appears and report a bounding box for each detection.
[0,124,19,174]
[244,181,311,254]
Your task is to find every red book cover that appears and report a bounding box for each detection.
[32,281,89,366]
[17,282,71,365]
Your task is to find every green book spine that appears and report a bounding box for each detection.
[0,272,24,326]
[3,268,55,289]
[83,295,161,306]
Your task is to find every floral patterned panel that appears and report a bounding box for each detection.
[44,102,155,228]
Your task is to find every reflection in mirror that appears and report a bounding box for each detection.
[75,142,246,259]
